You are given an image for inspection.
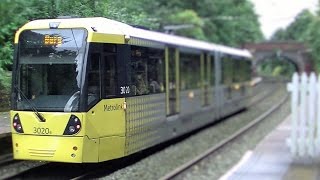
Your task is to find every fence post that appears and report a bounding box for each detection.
[308,73,316,157]
[287,73,299,155]
[317,75,320,156]
[298,73,308,156]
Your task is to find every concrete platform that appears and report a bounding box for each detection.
[0,112,10,136]
[221,116,320,180]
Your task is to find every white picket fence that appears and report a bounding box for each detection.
[287,72,320,158]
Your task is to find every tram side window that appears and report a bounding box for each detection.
[222,56,233,85]
[130,46,165,96]
[103,44,117,98]
[180,53,201,90]
[87,53,101,106]
[210,55,215,86]
[236,60,249,82]
[244,60,252,81]
[236,60,246,82]
[148,49,165,94]
[233,59,241,83]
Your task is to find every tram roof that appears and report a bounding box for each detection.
[17,17,252,58]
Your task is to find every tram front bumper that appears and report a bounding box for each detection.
[12,134,98,163]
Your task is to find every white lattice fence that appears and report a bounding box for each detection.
[287,72,320,158]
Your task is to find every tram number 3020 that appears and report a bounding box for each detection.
[33,127,52,135]
[120,86,130,95]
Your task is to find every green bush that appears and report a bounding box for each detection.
[0,68,11,111]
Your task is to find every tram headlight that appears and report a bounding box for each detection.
[13,114,24,133]
[63,115,81,135]
[69,126,75,133]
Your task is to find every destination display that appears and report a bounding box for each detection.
[44,35,62,45]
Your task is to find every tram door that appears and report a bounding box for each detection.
[166,47,179,116]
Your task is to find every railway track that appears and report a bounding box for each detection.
[160,91,288,180]
[0,127,47,179]
[0,152,45,180]
[0,81,283,179]
[0,153,14,167]
[0,136,16,179]
[249,82,278,107]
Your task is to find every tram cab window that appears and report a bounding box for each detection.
[103,44,117,98]
[16,29,87,112]
[86,43,118,110]
[87,53,101,106]
[104,55,117,97]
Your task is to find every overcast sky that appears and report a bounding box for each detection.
[250,0,318,39]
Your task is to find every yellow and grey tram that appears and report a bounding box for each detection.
[11,17,252,163]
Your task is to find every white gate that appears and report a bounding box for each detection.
[287,72,320,158]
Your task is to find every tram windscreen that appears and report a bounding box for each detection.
[15,29,87,112]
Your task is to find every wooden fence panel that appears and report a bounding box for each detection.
[287,72,319,158]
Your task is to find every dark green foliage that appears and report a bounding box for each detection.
[167,9,206,40]
[102,0,263,45]
[304,18,320,71]
[0,67,11,111]
[257,58,296,78]
[271,10,314,42]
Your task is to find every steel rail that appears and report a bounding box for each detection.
[0,132,10,139]
[248,83,280,107]
[0,153,14,167]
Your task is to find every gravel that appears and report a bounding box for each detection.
[99,82,289,180]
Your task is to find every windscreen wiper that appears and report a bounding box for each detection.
[14,85,46,122]
[71,28,79,55]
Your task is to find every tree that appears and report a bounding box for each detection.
[167,10,206,40]
[271,10,314,42]
[270,28,287,41]
[269,9,320,72]
[103,0,159,29]
[0,0,32,71]
[304,18,320,70]
[190,0,263,46]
